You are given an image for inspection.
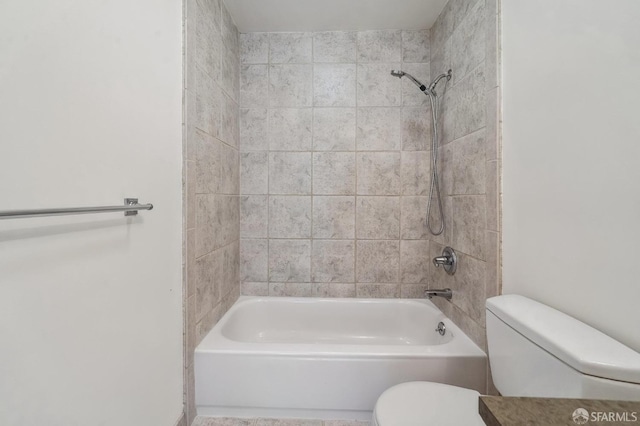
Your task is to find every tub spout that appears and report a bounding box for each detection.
[425,288,453,301]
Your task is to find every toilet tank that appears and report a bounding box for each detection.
[486,295,640,401]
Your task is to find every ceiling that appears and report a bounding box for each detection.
[224,0,448,33]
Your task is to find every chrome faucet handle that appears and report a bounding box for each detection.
[432,247,457,275]
[432,256,452,267]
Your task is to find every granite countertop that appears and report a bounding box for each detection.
[479,396,640,426]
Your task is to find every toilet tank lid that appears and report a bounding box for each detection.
[486,295,640,385]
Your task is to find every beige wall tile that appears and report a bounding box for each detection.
[402,106,433,150]
[400,240,430,283]
[450,0,486,85]
[269,64,313,107]
[402,30,431,63]
[240,195,268,238]
[269,282,313,297]
[241,282,269,296]
[313,31,357,63]
[241,64,268,108]
[357,30,402,62]
[240,239,268,282]
[356,152,401,195]
[268,108,312,151]
[313,108,356,151]
[240,32,269,64]
[240,108,268,151]
[269,196,311,238]
[452,195,487,260]
[356,196,400,239]
[454,64,486,139]
[313,64,357,107]
[269,152,312,194]
[356,240,400,283]
[356,107,401,151]
[311,240,355,283]
[241,152,268,195]
[312,283,356,298]
[357,63,402,106]
[401,151,431,196]
[313,152,356,195]
[269,33,313,64]
[356,283,401,298]
[452,129,486,195]
[269,239,311,282]
[312,196,356,239]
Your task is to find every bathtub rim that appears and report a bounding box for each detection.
[195,296,486,359]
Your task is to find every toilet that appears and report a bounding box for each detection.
[372,295,640,425]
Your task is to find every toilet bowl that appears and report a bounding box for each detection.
[372,295,640,426]
[372,382,484,426]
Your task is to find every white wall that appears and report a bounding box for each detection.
[502,1,640,352]
[0,1,183,425]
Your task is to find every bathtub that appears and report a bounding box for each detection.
[195,296,486,420]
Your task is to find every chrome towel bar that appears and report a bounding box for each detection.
[0,198,153,219]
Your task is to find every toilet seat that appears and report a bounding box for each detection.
[372,382,485,426]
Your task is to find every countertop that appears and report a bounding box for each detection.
[479,396,640,426]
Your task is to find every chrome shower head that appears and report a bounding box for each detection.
[389,69,428,93]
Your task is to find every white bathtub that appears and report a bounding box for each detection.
[195,296,486,420]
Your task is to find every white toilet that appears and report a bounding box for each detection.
[372,295,640,425]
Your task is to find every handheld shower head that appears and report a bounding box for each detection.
[389,70,428,93]
[428,69,452,94]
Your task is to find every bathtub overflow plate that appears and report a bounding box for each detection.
[436,321,446,336]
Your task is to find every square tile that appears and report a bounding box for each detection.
[240,108,268,151]
[357,152,401,195]
[453,195,487,260]
[240,239,268,282]
[313,31,357,63]
[401,151,431,196]
[312,240,355,283]
[269,240,311,282]
[402,30,430,62]
[268,108,312,151]
[241,32,269,64]
[269,196,311,238]
[452,129,486,195]
[313,108,356,151]
[402,107,432,151]
[240,65,268,107]
[356,283,400,298]
[312,196,356,239]
[313,64,356,107]
[240,195,268,238]
[357,30,402,62]
[357,63,402,106]
[241,152,268,194]
[356,197,400,239]
[269,64,313,107]
[356,107,401,151]
[400,240,430,283]
[356,240,400,283]
[269,282,313,297]
[313,152,356,195]
[269,152,312,194]
[269,32,313,63]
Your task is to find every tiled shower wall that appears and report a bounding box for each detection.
[183,0,241,423]
[426,0,501,354]
[238,0,501,353]
[239,29,437,298]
